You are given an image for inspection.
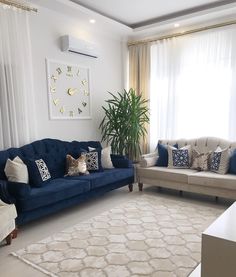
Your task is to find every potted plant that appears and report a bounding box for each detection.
[99,88,149,162]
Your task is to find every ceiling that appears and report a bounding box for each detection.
[70,0,236,28]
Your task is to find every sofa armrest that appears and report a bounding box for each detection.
[111,154,133,168]
[0,199,8,206]
[141,151,158,159]
[7,181,31,200]
[0,179,16,204]
[140,155,158,168]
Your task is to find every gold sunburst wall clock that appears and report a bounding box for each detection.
[46,59,91,120]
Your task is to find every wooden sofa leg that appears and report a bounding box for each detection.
[6,233,12,245]
[138,183,143,191]
[128,184,133,192]
[12,228,18,239]
[215,196,218,202]
[179,190,183,197]
[5,228,17,245]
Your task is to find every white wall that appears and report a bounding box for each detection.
[29,5,127,142]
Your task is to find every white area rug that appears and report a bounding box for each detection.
[12,194,224,277]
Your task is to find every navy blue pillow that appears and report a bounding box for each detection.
[229,149,236,174]
[24,158,52,187]
[156,143,178,167]
[112,158,132,168]
[110,154,127,159]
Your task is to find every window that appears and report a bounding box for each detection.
[150,27,236,150]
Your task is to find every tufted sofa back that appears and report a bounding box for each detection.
[0,138,101,180]
[158,137,236,154]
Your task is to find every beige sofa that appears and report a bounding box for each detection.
[137,137,236,199]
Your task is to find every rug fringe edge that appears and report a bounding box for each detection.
[11,252,58,277]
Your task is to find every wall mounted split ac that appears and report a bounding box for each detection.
[61,35,98,58]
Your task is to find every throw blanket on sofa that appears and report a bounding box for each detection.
[0,180,15,204]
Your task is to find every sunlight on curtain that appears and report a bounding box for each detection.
[0,4,36,150]
[150,26,236,151]
[129,44,151,153]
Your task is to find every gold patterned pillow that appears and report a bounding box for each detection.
[191,149,211,171]
[66,154,89,176]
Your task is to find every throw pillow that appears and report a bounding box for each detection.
[24,158,51,187]
[82,149,103,172]
[66,154,89,176]
[140,155,158,168]
[229,149,236,174]
[4,156,29,183]
[110,155,132,168]
[210,146,230,174]
[191,149,211,171]
[156,143,178,167]
[89,146,114,169]
[168,145,191,169]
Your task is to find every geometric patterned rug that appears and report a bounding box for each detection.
[11,194,225,277]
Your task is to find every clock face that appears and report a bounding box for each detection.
[46,59,91,120]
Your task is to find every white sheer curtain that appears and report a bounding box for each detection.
[0,4,36,150]
[150,26,236,151]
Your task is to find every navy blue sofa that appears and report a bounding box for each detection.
[0,139,134,225]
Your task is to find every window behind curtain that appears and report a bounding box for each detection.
[150,26,236,151]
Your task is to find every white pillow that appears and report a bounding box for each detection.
[4,156,29,183]
[88,146,114,169]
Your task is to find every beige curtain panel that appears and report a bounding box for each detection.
[128,43,151,154]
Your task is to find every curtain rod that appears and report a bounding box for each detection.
[0,0,37,12]
[128,19,236,47]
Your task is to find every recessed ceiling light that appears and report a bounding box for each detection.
[174,23,180,28]
[89,19,96,24]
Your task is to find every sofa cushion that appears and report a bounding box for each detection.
[17,178,90,212]
[156,143,178,167]
[67,168,134,189]
[188,171,236,190]
[89,146,114,169]
[138,167,197,183]
[4,156,29,183]
[168,145,192,169]
[210,146,230,175]
[229,149,236,174]
[110,155,133,168]
[24,158,51,187]
[82,150,103,172]
[66,154,88,176]
[191,149,211,171]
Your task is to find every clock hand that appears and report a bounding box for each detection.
[67,88,77,96]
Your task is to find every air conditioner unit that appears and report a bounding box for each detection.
[61,35,98,58]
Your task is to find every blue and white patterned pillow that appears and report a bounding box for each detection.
[210,152,221,171]
[210,146,230,174]
[172,149,189,167]
[168,145,191,169]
